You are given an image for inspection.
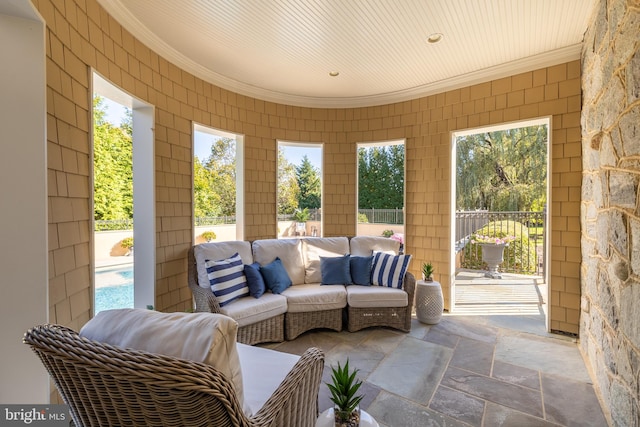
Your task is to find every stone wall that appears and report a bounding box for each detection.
[580,0,640,424]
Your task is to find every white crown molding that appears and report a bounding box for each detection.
[101,0,582,109]
[1,0,44,21]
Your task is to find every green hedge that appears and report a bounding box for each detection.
[463,220,538,274]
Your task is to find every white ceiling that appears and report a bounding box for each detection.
[99,0,597,108]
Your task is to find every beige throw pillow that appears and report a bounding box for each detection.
[302,237,350,283]
[252,238,306,285]
[194,241,254,288]
[349,235,400,256]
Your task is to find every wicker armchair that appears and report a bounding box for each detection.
[24,324,324,427]
[188,246,285,345]
[347,271,416,333]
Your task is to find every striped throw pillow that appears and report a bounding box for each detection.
[371,251,412,289]
[205,253,249,307]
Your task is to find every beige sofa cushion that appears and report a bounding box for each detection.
[194,241,254,288]
[79,309,245,407]
[349,235,400,256]
[281,284,347,312]
[346,285,408,308]
[252,239,306,285]
[302,237,350,283]
[237,343,300,416]
[220,293,288,327]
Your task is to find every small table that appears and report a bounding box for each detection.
[316,408,379,427]
[415,280,444,324]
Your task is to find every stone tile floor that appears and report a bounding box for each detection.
[264,314,608,426]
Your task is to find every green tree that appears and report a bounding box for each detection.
[193,136,237,218]
[456,126,547,211]
[296,155,321,210]
[193,157,222,217]
[358,145,404,209]
[278,148,299,214]
[205,137,236,216]
[93,95,133,220]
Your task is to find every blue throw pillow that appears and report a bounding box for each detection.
[320,254,352,285]
[371,251,412,289]
[260,257,292,294]
[244,262,266,298]
[350,255,373,286]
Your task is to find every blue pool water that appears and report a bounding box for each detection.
[95,265,134,313]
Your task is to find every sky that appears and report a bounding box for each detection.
[195,133,322,169]
[102,96,128,127]
[279,145,322,168]
[102,96,321,169]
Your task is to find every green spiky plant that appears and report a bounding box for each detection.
[292,208,311,223]
[327,359,363,424]
[422,262,434,281]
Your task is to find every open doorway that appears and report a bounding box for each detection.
[450,118,551,333]
[92,72,154,313]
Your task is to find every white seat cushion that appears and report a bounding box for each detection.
[220,293,288,327]
[281,284,347,313]
[349,235,400,256]
[80,309,245,408]
[237,343,300,416]
[346,285,408,308]
[302,237,350,283]
[194,241,254,288]
[252,239,306,285]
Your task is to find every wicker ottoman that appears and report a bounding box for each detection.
[415,280,443,324]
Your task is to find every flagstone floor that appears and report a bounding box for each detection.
[264,305,608,426]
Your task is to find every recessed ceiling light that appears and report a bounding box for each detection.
[427,33,444,44]
[329,71,340,77]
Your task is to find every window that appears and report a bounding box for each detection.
[193,124,244,242]
[357,140,405,240]
[277,141,323,238]
[92,72,154,313]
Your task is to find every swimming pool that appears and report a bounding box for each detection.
[95,264,134,313]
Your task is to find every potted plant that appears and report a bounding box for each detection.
[390,232,404,253]
[292,207,311,223]
[293,208,310,235]
[120,237,134,256]
[471,234,516,279]
[327,359,363,427]
[422,262,434,282]
[416,261,443,324]
[201,230,216,242]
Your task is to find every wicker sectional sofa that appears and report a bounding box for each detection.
[188,236,416,344]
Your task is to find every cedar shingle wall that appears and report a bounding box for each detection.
[35,0,583,361]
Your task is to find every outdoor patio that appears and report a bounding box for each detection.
[452,270,548,336]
